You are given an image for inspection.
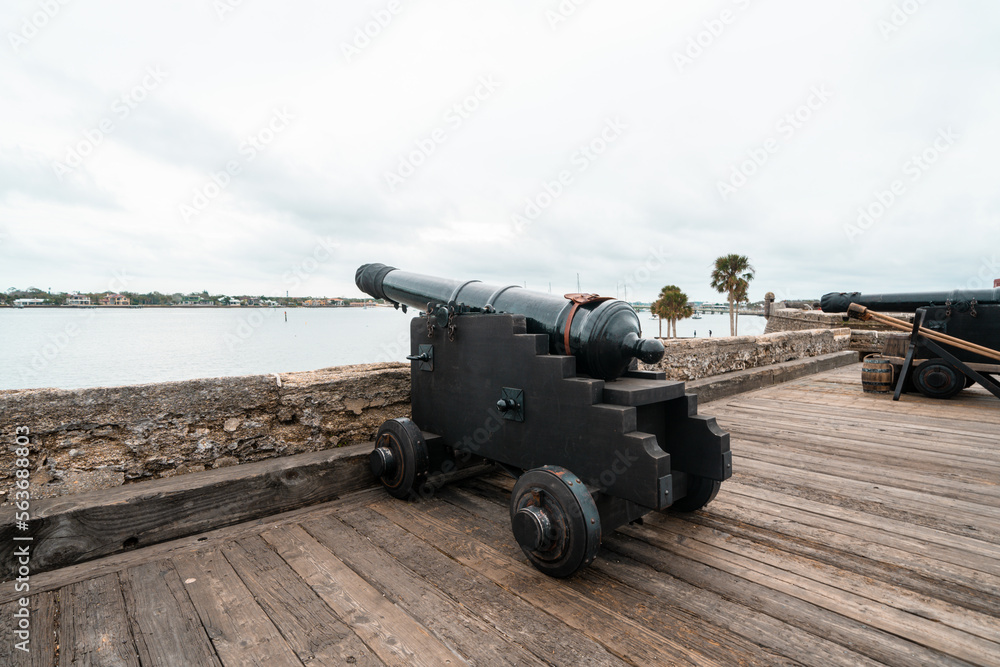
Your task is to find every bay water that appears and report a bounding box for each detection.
[0,307,762,391]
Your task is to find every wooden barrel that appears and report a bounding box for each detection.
[862,354,894,393]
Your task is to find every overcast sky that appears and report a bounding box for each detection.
[1,0,997,303]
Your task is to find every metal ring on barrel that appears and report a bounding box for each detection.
[510,466,601,577]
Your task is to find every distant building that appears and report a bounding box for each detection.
[100,293,130,306]
[13,298,46,307]
[261,299,279,307]
[66,294,91,306]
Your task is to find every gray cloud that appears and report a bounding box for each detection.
[1,1,998,304]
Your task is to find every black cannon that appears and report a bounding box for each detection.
[821,289,1000,400]
[357,263,732,577]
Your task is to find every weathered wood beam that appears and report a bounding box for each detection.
[0,443,376,577]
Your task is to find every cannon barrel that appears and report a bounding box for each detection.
[356,263,664,380]
[821,289,1000,314]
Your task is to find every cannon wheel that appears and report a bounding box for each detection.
[670,475,721,513]
[509,466,601,578]
[370,418,428,500]
[913,358,965,399]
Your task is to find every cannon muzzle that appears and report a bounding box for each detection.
[821,288,1000,314]
[356,263,664,380]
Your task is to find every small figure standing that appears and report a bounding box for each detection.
[708,330,712,337]
[693,330,697,337]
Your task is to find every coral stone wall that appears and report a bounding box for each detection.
[639,328,853,381]
[764,307,913,334]
[0,363,410,503]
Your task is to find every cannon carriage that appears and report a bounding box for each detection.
[821,289,1000,400]
[357,263,732,577]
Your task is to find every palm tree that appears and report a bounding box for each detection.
[652,285,693,338]
[672,294,694,338]
[733,279,750,337]
[651,288,671,338]
[710,254,755,336]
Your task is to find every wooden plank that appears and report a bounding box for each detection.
[334,505,630,667]
[722,480,1000,577]
[733,457,1000,542]
[732,441,999,506]
[0,591,57,667]
[60,573,140,667]
[371,497,725,667]
[298,513,541,667]
[718,410,1000,468]
[703,490,1000,613]
[633,515,1000,665]
[716,405,1000,457]
[440,483,875,667]
[723,395,1000,436]
[172,547,304,667]
[602,524,974,667]
[261,523,468,667]
[715,397,1000,444]
[0,443,378,577]
[119,561,222,667]
[220,536,384,666]
[0,486,389,605]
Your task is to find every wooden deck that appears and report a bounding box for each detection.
[3,364,999,666]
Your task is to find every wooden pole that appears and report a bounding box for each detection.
[849,304,1000,362]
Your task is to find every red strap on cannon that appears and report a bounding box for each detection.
[563,293,612,355]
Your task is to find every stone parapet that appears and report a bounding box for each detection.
[638,328,852,381]
[0,363,410,503]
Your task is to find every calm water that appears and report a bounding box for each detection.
[0,307,762,391]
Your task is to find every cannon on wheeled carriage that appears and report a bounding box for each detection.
[821,289,1000,401]
[356,263,732,577]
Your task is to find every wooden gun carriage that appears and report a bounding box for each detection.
[356,263,732,577]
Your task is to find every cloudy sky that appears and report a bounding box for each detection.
[1,0,998,303]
